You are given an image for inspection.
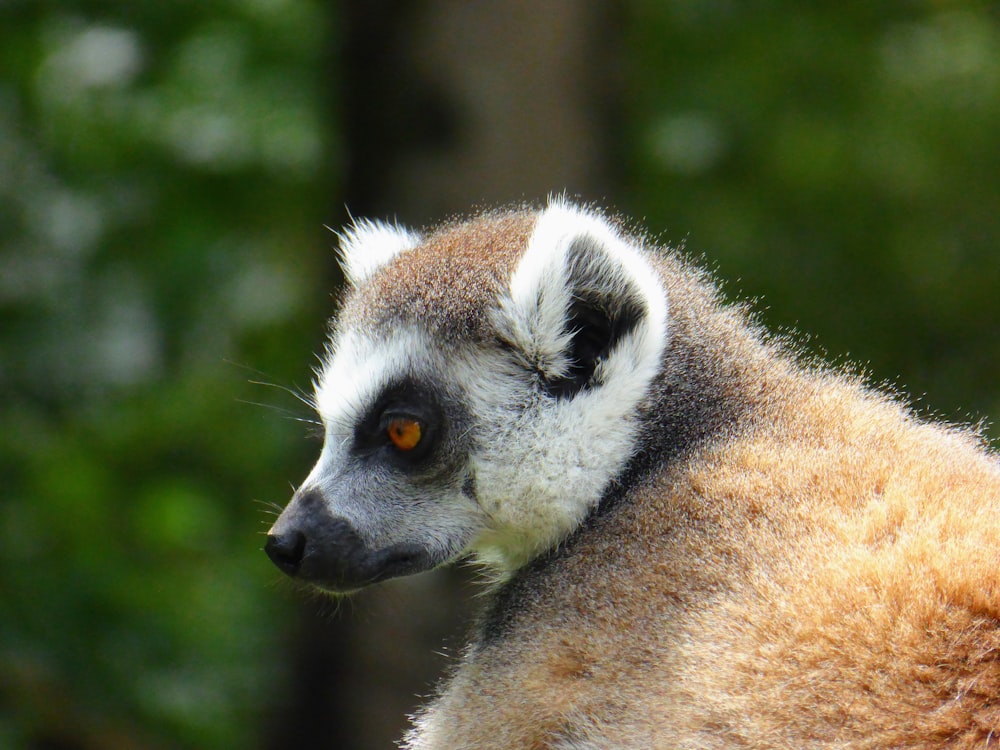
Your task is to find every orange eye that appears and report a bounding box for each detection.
[386,417,422,451]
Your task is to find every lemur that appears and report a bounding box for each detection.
[265,199,1000,749]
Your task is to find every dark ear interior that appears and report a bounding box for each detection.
[543,239,646,399]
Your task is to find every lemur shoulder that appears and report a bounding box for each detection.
[266,200,1000,749]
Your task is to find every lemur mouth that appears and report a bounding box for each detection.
[352,542,437,586]
[311,542,438,594]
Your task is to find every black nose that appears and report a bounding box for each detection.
[264,530,306,576]
[264,489,331,581]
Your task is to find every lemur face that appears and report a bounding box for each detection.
[265,202,668,592]
[265,325,487,592]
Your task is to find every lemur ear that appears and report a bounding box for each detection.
[334,218,421,287]
[495,200,669,398]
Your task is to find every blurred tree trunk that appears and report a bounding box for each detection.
[265,2,620,748]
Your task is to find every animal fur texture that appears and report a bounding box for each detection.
[265,199,1000,749]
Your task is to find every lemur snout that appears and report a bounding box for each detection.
[265,489,436,592]
[265,489,362,590]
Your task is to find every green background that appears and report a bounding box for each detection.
[2,2,997,748]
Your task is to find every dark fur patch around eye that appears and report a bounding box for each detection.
[352,380,441,465]
[349,377,474,481]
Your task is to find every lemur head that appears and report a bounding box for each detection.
[265,200,668,592]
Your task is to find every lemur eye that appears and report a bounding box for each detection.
[386,417,422,451]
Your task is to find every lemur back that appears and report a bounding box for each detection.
[266,200,1000,749]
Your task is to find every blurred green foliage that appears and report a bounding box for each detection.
[1,1,998,749]
[1,1,332,747]
[626,1,1000,437]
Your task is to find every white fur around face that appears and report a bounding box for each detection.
[312,325,427,440]
[303,329,395,503]
[307,325,486,554]
[306,324,426,504]
[335,218,421,287]
[469,201,670,569]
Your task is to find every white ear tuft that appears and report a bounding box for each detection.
[334,218,421,287]
[494,200,669,394]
